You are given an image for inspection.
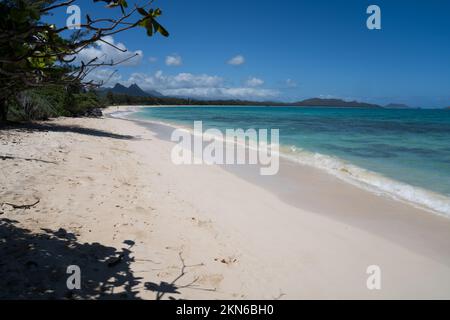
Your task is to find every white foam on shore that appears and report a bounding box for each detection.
[115,109,450,218]
[108,107,141,118]
[281,146,450,217]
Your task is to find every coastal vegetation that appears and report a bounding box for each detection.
[0,0,169,122]
[7,86,104,121]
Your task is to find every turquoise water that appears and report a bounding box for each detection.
[129,106,450,215]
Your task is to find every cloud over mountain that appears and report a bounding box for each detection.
[75,36,143,67]
[96,70,279,100]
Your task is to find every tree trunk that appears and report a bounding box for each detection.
[0,98,7,122]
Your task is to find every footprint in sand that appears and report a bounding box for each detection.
[214,256,238,266]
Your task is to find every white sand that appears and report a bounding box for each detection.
[1,107,449,299]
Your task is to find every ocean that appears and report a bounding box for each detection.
[127,106,450,216]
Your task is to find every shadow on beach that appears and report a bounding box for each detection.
[0,218,141,299]
[0,218,215,300]
[0,122,136,140]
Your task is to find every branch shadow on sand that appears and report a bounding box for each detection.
[0,219,217,300]
[0,218,141,299]
[0,122,136,140]
[144,252,216,300]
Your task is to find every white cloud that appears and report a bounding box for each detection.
[75,36,143,67]
[318,94,339,99]
[84,68,122,86]
[285,79,298,88]
[148,56,158,63]
[162,87,278,100]
[115,71,278,100]
[245,77,264,87]
[227,55,245,66]
[165,54,182,66]
[126,71,223,90]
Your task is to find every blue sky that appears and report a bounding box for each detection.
[49,0,450,107]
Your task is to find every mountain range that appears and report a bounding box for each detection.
[99,83,413,108]
[99,83,164,98]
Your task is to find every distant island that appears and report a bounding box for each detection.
[384,103,410,109]
[99,83,388,108]
[292,98,380,108]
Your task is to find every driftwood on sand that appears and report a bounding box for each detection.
[2,199,40,209]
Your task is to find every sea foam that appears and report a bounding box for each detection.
[280,147,450,217]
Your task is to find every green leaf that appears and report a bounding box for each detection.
[137,7,147,16]
[145,19,153,36]
[153,8,162,17]
[138,19,147,27]
[152,20,169,37]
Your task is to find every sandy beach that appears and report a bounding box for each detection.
[1,106,450,299]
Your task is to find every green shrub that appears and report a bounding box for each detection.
[70,92,104,116]
[8,86,105,121]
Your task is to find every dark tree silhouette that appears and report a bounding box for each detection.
[0,218,142,299]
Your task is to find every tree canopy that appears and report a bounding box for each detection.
[0,0,169,121]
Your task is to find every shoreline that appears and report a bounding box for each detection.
[108,106,450,265]
[109,105,450,218]
[1,109,450,298]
